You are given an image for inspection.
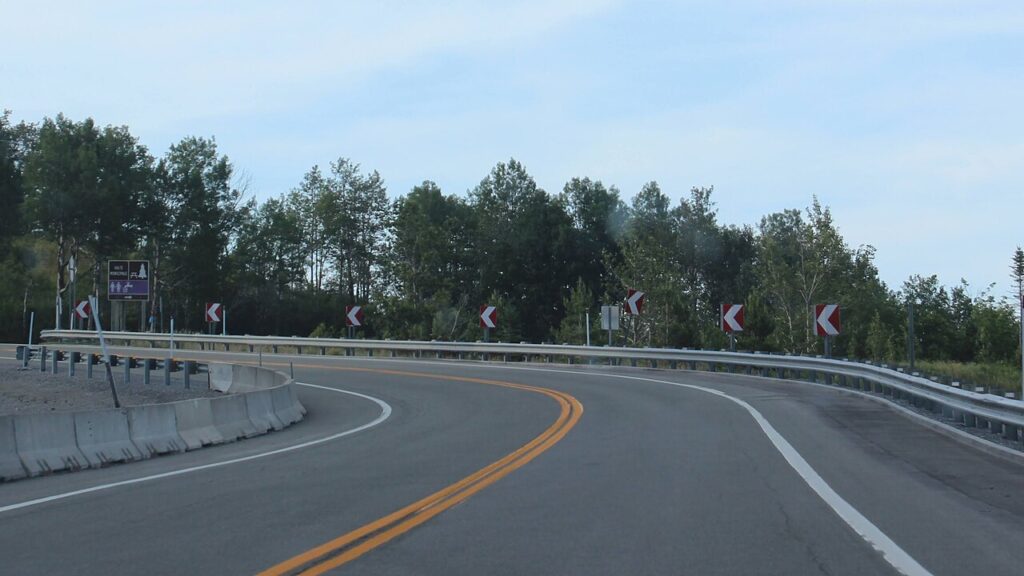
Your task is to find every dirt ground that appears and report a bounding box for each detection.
[0,363,221,415]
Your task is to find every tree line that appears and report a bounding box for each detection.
[1,111,1021,368]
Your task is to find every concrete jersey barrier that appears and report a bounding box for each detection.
[0,416,27,481]
[74,408,143,466]
[129,404,187,457]
[173,398,225,450]
[2,357,307,482]
[210,394,260,441]
[14,412,88,475]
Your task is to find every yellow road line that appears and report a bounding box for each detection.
[253,366,583,576]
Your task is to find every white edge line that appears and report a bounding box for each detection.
[0,383,392,514]
[391,361,933,576]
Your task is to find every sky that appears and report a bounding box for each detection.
[3,0,1022,298]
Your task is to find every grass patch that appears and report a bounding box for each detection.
[913,360,1022,394]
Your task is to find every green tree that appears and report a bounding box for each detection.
[324,159,391,303]
[231,196,305,334]
[0,111,34,340]
[390,181,475,306]
[755,199,852,353]
[560,177,627,300]
[553,278,595,345]
[470,159,574,342]
[23,115,152,328]
[155,136,243,330]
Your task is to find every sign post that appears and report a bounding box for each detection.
[88,295,120,409]
[601,305,620,346]
[720,304,745,352]
[20,312,34,370]
[815,304,841,358]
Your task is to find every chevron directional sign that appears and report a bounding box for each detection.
[625,289,645,315]
[815,304,841,336]
[721,304,744,332]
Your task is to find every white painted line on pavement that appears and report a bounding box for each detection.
[367,359,930,576]
[484,365,933,576]
[0,383,391,514]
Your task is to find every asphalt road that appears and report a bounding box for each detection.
[1,344,1023,575]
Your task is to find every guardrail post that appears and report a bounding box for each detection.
[272,345,278,353]
[51,349,59,374]
[164,358,172,386]
[962,412,977,427]
[1003,423,1019,442]
[368,349,374,358]
[200,342,204,351]
[249,344,254,353]
[39,346,47,372]
[320,346,326,355]
[123,359,131,384]
[390,349,396,358]
[144,359,152,385]
[68,351,75,377]
[183,361,193,389]
[86,353,94,378]
[630,358,637,367]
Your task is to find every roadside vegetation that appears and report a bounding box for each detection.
[1,111,1021,389]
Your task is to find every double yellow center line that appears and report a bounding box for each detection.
[257,367,584,575]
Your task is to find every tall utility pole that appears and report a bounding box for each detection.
[907,300,916,371]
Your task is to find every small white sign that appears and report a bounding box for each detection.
[601,305,620,330]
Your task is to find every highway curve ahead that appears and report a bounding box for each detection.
[1,344,1024,575]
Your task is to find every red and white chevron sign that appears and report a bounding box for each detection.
[625,289,645,315]
[205,302,223,323]
[815,304,841,336]
[720,303,744,332]
[479,305,497,329]
[345,305,364,327]
[73,300,91,320]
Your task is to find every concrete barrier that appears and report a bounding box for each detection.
[208,363,233,393]
[128,404,186,457]
[271,385,306,426]
[173,398,224,450]
[245,389,285,433]
[14,412,88,474]
[74,408,143,466]
[229,364,262,393]
[3,357,304,482]
[0,416,27,481]
[210,394,258,440]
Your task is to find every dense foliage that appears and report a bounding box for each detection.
[1,112,1021,370]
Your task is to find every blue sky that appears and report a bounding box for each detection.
[3,1,1022,297]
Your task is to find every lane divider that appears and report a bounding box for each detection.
[0,383,391,514]
[257,369,583,576]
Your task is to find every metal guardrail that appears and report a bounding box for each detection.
[40,329,1024,446]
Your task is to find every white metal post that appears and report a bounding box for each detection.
[585,312,591,347]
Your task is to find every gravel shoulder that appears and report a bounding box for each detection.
[0,363,221,415]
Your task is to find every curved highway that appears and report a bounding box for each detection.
[1,346,1023,575]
